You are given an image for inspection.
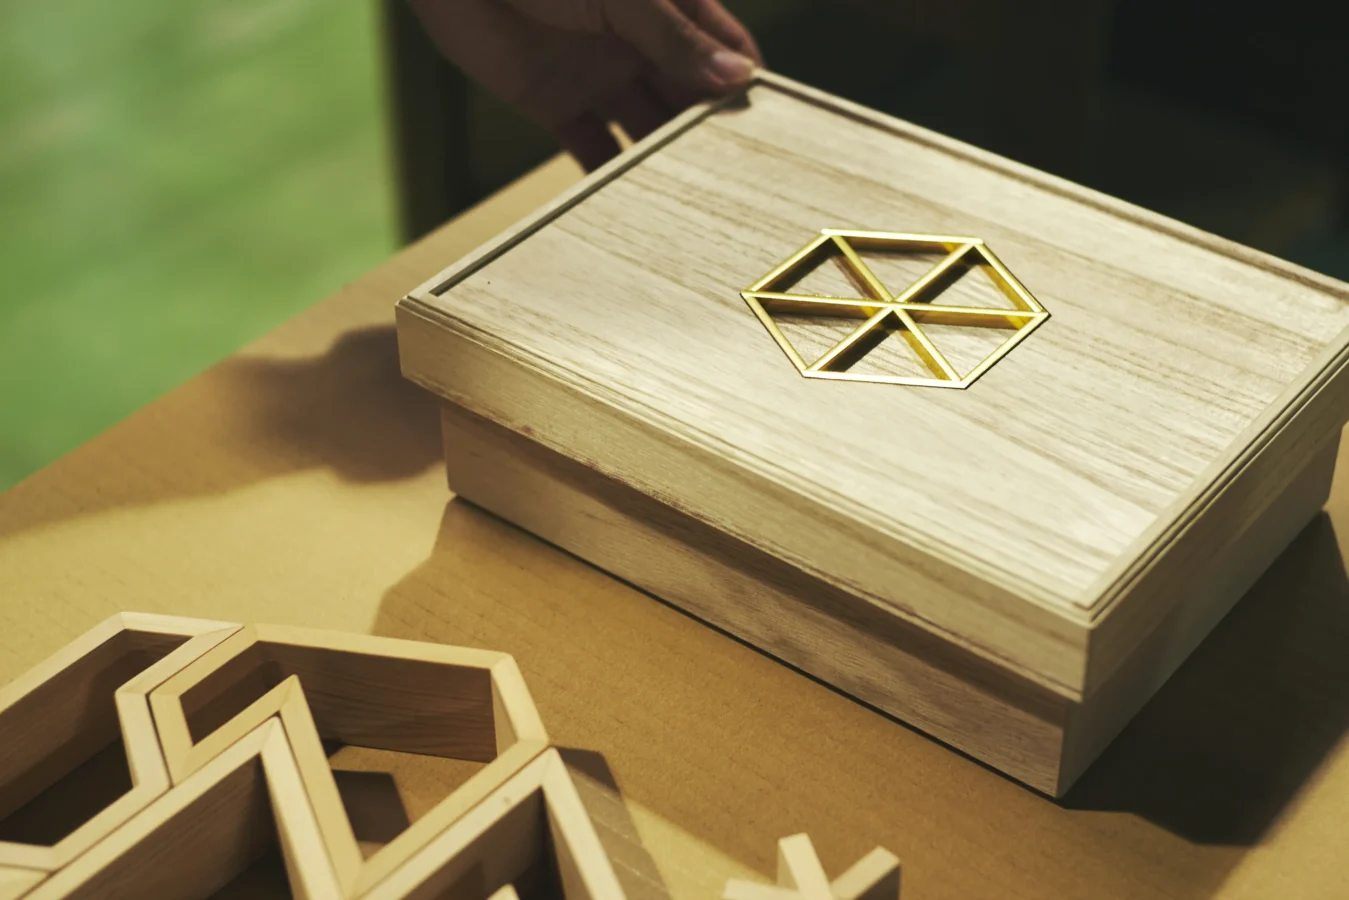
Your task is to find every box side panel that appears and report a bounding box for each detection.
[1061,433,1340,793]
[438,402,1072,794]
[398,303,1089,696]
[1086,346,1349,694]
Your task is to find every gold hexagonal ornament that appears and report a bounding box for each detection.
[742,230,1048,388]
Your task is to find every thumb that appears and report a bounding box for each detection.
[604,0,756,91]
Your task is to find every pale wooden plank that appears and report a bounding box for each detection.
[363,750,624,900]
[439,403,1070,793]
[0,867,42,900]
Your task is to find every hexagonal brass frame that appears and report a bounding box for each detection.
[742,230,1048,388]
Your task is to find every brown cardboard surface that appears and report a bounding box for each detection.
[1,155,1348,900]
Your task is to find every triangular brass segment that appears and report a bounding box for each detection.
[968,243,1045,313]
[742,291,889,373]
[958,312,1050,387]
[890,243,979,306]
[741,291,810,372]
[746,292,962,382]
[747,234,834,293]
[888,308,960,380]
[805,308,895,372]
[828,236,893,302]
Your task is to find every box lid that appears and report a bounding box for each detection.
[399,74,1349,699]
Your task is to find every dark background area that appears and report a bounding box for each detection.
[2,0,1345,489]
[387,0,1349,273]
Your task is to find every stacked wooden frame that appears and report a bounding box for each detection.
[0,614,624,900]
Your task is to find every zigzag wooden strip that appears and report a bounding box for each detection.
[364,749,626,900]
[24,718,339,900]
[147,622,551,897]
[0,866,44,900]
[0,614,240,872]
[1,615,632,899]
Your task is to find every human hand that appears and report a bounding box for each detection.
[408,0,762,170]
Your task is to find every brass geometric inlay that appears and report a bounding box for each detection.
[742,229,1049,388]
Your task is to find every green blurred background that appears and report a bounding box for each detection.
[0,0,395,488]
[1,0,1347,490]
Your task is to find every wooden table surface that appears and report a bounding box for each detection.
[3,156,1348,900]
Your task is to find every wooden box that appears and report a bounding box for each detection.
[396,72,1349,796]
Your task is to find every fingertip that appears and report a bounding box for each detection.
[705,48,756,89]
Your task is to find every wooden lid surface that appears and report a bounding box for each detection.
[400,75,1349,694]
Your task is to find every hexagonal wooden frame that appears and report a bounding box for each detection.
[147,624,550,897]
[0,615,636,899]
[0,613,240,876]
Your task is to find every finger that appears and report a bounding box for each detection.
[647,70,708,115]
[599,0,755,92]
[411,0,642,135]
[555,112,623,172]
[498,0,608,31]
[602,80,674,144]
[672,0,763,65]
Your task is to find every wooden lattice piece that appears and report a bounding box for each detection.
[0,614,240,877]
[148,624,549,896]
[0,614,617,899]
[723,834,901,900]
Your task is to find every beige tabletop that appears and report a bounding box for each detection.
[3,156,1348,900]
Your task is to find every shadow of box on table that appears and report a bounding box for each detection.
[1064,514,1349,845]
[0,326,442,544]
[382,475,1349,866]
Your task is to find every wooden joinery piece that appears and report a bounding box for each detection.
[724,835,900,900]
[148,624,549,897]
[363,748,626,900]
[0,613,240,872]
